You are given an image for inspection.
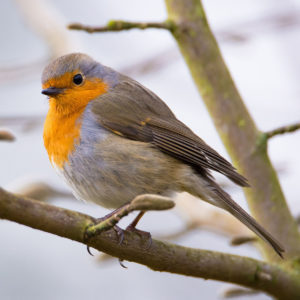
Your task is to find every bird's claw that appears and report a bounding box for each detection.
[118,258,127,268]
[87,245,94,256]
[113,225,125,245]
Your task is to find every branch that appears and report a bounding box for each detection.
[230,236,257,246]
[265,122,300,139]
[0,115,44,133]
[14,0,81,58]
[68,20,175,33]
[14,181,73,202]
[222,287,260,298]
[164,0,300,262]
[175,195,251,237]
[0,187,300,298]
[0,130,15,142]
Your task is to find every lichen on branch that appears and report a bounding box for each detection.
[68,20,175,33]
[265,122,300,139]
[1,187,300,298]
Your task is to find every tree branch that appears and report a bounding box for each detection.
[0,130,15,142]
[265,122,300,139]
[68,20,175,33]
[0,187,300,298]
[230,235,257,246]
[164,0,300,262]
[222,287,260,298]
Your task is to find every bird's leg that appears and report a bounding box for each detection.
[126,211,145,230]
[95,202,130,223]
[118,211,152,267]
[85,204,153,257]
[126,211,152,249]
[86,202,130,255]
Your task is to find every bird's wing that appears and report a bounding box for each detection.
[91,77,249,187]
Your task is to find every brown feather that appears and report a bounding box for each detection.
[205,178,284,257]
[92,76,249,187]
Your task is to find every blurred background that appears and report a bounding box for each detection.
[1,0,300,299]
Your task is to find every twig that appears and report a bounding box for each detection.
[158,222,199,241]
[230,235,257,246]
[14,181,73,202]
[14,0,81,58]
[0,187,299,298]
[174,195,251,237]
[68,20,175,33]
[0,130,15,142]
[0,115,44,133]
[265,122,300,139]
[222,287,260,298]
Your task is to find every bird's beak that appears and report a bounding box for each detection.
[41,87,64,96]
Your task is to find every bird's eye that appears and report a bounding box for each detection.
[73,74,83,85]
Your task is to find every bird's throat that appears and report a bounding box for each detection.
[43,102,84,168]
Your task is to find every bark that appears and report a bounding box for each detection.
[1,187,300,299]
[164,0,300,262]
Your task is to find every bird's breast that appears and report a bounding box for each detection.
[43,100,107,167]
[43,106,84,169]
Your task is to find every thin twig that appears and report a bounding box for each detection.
[230,235,257,246]
[158,222,199,241]
[0,115,44,133]
[222,287,260,298]
[0,130,15,142]
[15,181,73,202]
[68,20,175,33]
[265,122,300,139]
[14,0,81,58]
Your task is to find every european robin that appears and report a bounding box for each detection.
[41,53,284,257]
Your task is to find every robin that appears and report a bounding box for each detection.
[42,53,284,257]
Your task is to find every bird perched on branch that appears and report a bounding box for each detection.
[42,53,284,257]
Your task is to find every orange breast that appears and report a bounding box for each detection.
[43,106,84,168]
[43,75,108,168]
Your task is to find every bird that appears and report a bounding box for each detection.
[41,52,284,257]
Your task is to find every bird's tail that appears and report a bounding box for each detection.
[189,177,285,258]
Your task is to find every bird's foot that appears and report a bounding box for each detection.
[86,223,124,256]
[85,209,127,256]
[125,224,152,250]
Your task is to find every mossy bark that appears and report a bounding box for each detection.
[165,0,300,262]
[1,187,300,299]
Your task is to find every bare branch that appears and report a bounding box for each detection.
[265,122,300,139]
[14,0,81,58]
[0,187,300,298]
[0,130,15,142]
[222,287,260,298]
[158,221,198,241]
[15,181,73,202]
[174,195,251,237]
[68,20,175,33]
[0,115,44,133]
[230,235,257,246]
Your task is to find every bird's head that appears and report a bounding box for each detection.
[41,53,118,113]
